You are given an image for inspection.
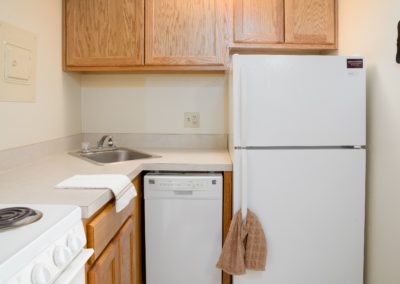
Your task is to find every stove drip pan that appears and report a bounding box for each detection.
[0,207,43,231]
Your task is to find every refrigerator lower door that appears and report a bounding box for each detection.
[233,149,365,284]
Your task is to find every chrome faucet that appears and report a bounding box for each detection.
[97,135,115,149]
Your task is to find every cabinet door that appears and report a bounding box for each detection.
[145,0,223,65]
[65,0,144,67]
[234,0,284,43]
[117,218,135,284]
[285,0,336,45]
[88,241,119,284]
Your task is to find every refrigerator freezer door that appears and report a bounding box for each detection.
[233,149,365,284]
[231,55,366,147]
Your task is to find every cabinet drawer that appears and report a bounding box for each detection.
[87,201,134,263]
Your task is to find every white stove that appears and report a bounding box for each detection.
[0,204,93,284]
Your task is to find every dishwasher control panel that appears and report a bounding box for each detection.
[149,179,213,191]
[144,173,222,199]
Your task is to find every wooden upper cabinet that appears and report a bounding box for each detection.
[145,0,224,65]
[234,0,284,44]
[285,0,336,45]
[64,0,144,67]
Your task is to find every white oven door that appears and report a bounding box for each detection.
[53,249,93,284]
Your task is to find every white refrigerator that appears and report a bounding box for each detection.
[229,55,366,284]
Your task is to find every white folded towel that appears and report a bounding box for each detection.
[56,174,137,213]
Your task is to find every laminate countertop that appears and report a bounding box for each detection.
[0,148,232,218]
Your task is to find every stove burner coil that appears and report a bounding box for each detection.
[0,207,43,231]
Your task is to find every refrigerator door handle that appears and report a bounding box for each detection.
[239,67,246,147]
[241,150,248,223]
[238,67,248,222]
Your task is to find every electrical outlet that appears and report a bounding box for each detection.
[184,112,200,128]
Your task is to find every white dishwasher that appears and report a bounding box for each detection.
[144,173,222,284]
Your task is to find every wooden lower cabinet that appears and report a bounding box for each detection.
[86,175,142,284]
[89,217,135,284]
[222,171,233,284]
[118,218,135,284]
[88,240,119,284]
[132,176,143,284]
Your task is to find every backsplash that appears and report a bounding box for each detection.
[81,74,227,135]
[82,133,228,150]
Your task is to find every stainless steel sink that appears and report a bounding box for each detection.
[70,147,159,165]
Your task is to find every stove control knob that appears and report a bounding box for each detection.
[53,246,72,267]
[31,264,51,284]
[67,235,83,253]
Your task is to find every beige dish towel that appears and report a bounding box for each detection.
[242,209,267,271]
[216,209,246,275]
[216,209,267,275]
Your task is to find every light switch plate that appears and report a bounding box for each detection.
[4,42,33,84]
[0,21,36,102]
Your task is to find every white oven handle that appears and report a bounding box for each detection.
[53,249,93,284]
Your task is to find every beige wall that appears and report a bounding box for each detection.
[2,1,399,282]
[338,1,400,283]
[81,74,226,134]
[0,0,81,151]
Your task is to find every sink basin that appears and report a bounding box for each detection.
[71,147,158,165]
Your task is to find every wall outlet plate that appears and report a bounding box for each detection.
[184,112,200,128]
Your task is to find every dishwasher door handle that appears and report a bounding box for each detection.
[174,190,193,196]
